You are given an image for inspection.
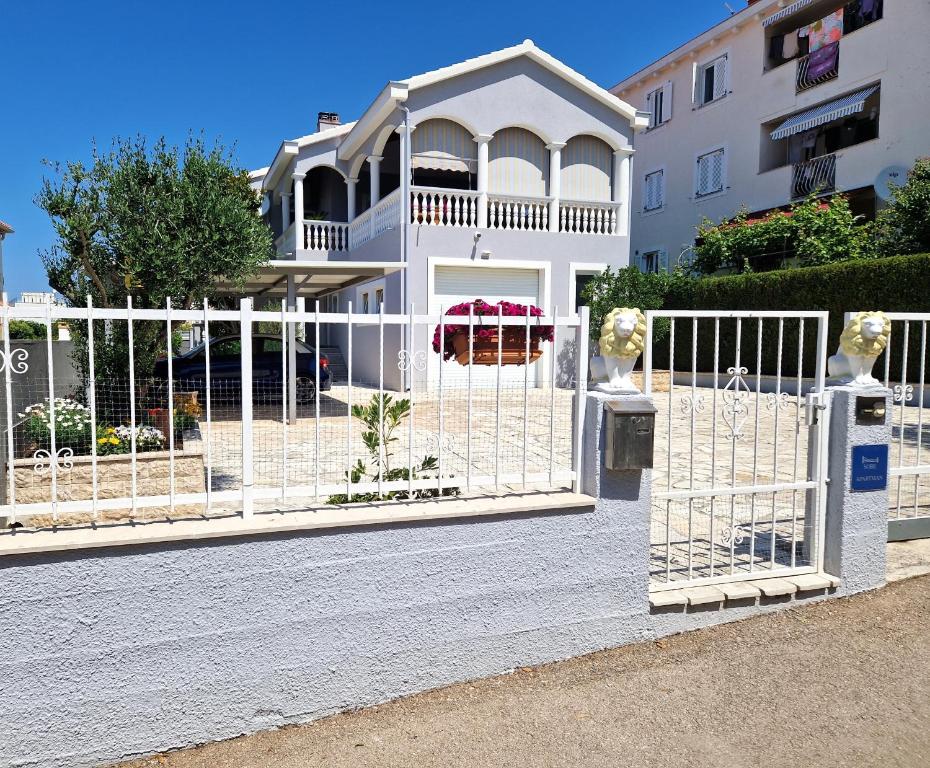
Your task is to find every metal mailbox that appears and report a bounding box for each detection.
[604,400,658,471]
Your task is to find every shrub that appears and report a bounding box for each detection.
[874,158,930,257]
[20,398,92,453]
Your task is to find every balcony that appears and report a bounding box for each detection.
[796,44,839,92]
[792,153,836,199]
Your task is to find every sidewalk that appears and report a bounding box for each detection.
[120,573,930,768]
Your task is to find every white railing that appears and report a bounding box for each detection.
[559,199,621,236]
[792,153,837,199]
[349,189,402,250]
[410,187,480,228]
[305,220,349,252]
[488,193,550,232]
[796,47,839,92]
[879,313,930,540]
[0,295,587,530]
[643,309,830,590]
[373,188,402,238]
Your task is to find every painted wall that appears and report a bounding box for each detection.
[613,2,930,266]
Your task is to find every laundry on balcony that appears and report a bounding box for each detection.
[770,85,879,140]
[806,41,840,80]
[808,9,844,52]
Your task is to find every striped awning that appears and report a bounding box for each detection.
[770,86,879,140]
[762,0,814,27]
[411,118,477,174]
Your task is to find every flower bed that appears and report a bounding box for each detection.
[432,300,554,366]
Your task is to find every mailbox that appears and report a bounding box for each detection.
[856,395,887,425]
[604,400,658,471]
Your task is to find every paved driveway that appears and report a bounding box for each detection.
[119,574,930,768]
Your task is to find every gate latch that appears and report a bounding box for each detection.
[805,391,828,426]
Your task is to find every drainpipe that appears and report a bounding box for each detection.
[400,105,412,392]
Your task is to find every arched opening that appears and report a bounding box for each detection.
[303,166,348,222]
[488,127,548,197]
[411,118,477,191]
[561,135,613,202]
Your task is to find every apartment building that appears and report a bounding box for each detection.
[611,0,929,272]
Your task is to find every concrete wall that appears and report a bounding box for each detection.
[613,1,930,264]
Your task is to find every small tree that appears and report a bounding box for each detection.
[37,136,272,382]
[874,158,930,257]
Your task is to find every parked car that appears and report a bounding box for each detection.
[152,334,331,402]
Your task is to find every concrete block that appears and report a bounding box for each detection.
[749,577,798,597]
[649,589,687,608]
[787,573,834,592]
[718,581,762,601]
[682,586,726,606]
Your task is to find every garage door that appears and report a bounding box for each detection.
[430,265,544,387]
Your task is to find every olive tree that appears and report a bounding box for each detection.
[37,136,272,381]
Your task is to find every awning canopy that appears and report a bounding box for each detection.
[762,0,814,27]
[411,153,476,173]
[770,85,879,140]
[213,260,406,299]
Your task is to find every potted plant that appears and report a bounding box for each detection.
[432,299,554,366]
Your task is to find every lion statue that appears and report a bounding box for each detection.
[589,307,647,393]
[827,311,891,386]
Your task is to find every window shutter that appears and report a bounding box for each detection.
[711,149,725,193]
[659,249,669,272]
[712,56,728,100]
[696,154,709,196]
[646,90,655,128]
[691,62,700,105]
[661,81,673,122]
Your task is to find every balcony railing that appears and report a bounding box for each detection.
[349,187,402,250]
[488,193,551,232]
[796,45,839,92]
[792,153,837,199]
[411,186,479,227]
[559,198,622,235]
[304,220,349,252]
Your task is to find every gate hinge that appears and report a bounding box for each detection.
[805,391,829,425]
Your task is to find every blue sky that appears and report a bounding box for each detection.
[0,0,731,299]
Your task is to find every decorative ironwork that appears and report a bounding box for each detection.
[720,525,746,547]
[397,349,427,373]
[0,348,29,375]
[679,393,706,415]
[893,384,914,403]
[766,391,791,412]
[721,366,751,441]
[32,447,75,475]
[426,431,456,455]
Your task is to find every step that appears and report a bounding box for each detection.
[649,573,840,610]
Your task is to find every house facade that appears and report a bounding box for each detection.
[611,0,929,273]
[248,41,646,389]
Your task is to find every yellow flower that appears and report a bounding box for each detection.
[109,437,119,445]
[98,437,107,444]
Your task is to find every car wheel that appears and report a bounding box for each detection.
[296,377,316,403]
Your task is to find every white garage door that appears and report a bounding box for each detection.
[430,265,544,387]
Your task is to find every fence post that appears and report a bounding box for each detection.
[572,306,590,493]
[240,298,254,518]
[822,383,891,593]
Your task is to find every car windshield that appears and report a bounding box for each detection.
[180,336,315,358]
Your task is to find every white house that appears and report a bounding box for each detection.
[611,0,929,272]
[247,40,646,391]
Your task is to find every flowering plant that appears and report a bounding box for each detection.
[431,299,554,362]
[96,424,166,455]
[19,398,93,452]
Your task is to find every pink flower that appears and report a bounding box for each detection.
[431,300,554,360]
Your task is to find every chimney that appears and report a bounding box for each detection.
[317,111,341,132]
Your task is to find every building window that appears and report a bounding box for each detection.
[695,54,728,106]
[362,292,370,314]
[646,82,672,128]
[641,250,666,274]
[375,288,384,310]
[644,169,665,212]
[695,148,726,198]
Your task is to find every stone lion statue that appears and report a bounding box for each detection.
[827,311,891,386]
[590,307,647,393]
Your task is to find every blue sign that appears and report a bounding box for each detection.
[851,444,889,492]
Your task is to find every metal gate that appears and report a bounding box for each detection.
[643,310,830,589]
[882,313,930,541]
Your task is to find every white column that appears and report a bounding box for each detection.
[346,178,358,222]
[280,192,291,232]
[292,173,306,252]
[613,148,633,237]
[474,133,493,229]
[368,156,382,205]
[286,276,297,425]
[546,142,565,233]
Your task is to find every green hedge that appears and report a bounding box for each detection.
[652,253,930,380]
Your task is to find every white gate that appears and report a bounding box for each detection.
[881,312,930,541]
[644,310,830,589]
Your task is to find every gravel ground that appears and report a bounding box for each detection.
[120,575,930,768]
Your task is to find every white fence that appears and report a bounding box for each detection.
[0,297,588,528]
[644,310,830,589]
[882,313,930,540]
